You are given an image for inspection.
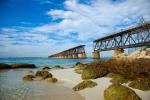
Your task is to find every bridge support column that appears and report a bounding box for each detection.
[68,55,73,58]
[78,53,87,58]
[114,48,124,57]
[73,54,78,58]
[92,51,100,59]
[82,53,87,58]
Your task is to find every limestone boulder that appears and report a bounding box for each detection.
[104,84,142,100]
[35,70,52,79]
[22,75,35,81]
[47,77,58,83]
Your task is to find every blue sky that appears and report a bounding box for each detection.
[0,0,150,57]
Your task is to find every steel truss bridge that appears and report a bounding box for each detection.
[93,22,150,52]
[48,45,86,58]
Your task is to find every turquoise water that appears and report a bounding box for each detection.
[0,57,100,68]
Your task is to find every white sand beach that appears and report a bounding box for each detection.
[51,68,150,100]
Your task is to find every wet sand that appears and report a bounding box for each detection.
[0,69,85,100]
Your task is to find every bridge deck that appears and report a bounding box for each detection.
[94,23,150,42]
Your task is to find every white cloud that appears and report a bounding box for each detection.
[34,0,150,41]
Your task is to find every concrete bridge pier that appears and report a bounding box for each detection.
[114,48,124,57]
[78,53,87,58]
[92,51,100,59]
[73,54,78,58]
[67,55,73,58]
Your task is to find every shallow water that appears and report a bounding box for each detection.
[0,69,85,100]
[0,57,99,68]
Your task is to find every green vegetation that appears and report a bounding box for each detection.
[106,73,129,84]
[104,84,142,100]
[128,79,150,91]
[81,61,108,79]
[73,80,97,91]
[79,58,150,80]
[47,77,58,83]
[22,75,35,81]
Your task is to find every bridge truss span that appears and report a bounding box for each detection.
[93,23,150,51]
[48,45,86,59]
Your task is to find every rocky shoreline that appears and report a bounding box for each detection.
[0,63,66,70]
[0,63,37,69]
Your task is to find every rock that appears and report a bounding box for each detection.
[28,70,34,73]
[42,66,51,70]
[75,62,83,66]
[11,63,36,69]
[35,70,52,79]
[106,73,129,84]
[53,65,64,69]
[22,75,35,81]
[74,68,83,74]
[0,63,11,69]
[104,84,142,100]
[74,63,87,74]
[128,78,150,91]
[47,77,58,83]
[81,61,108,79]
[75,63,87,70]
[73,80,97,91]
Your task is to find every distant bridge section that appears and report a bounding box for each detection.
[48,45,86,59]
[93,22,150,58]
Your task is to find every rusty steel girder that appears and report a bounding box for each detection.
[48,45,86,58]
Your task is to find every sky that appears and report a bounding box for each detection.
[0,0,150,57]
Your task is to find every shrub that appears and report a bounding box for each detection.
[73,80,97,91]
[106,58,150,79]
[128,78,150,91]
[104,84,142,100]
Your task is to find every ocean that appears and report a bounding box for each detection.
[0,57,99,100]
[0,57,101,68]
